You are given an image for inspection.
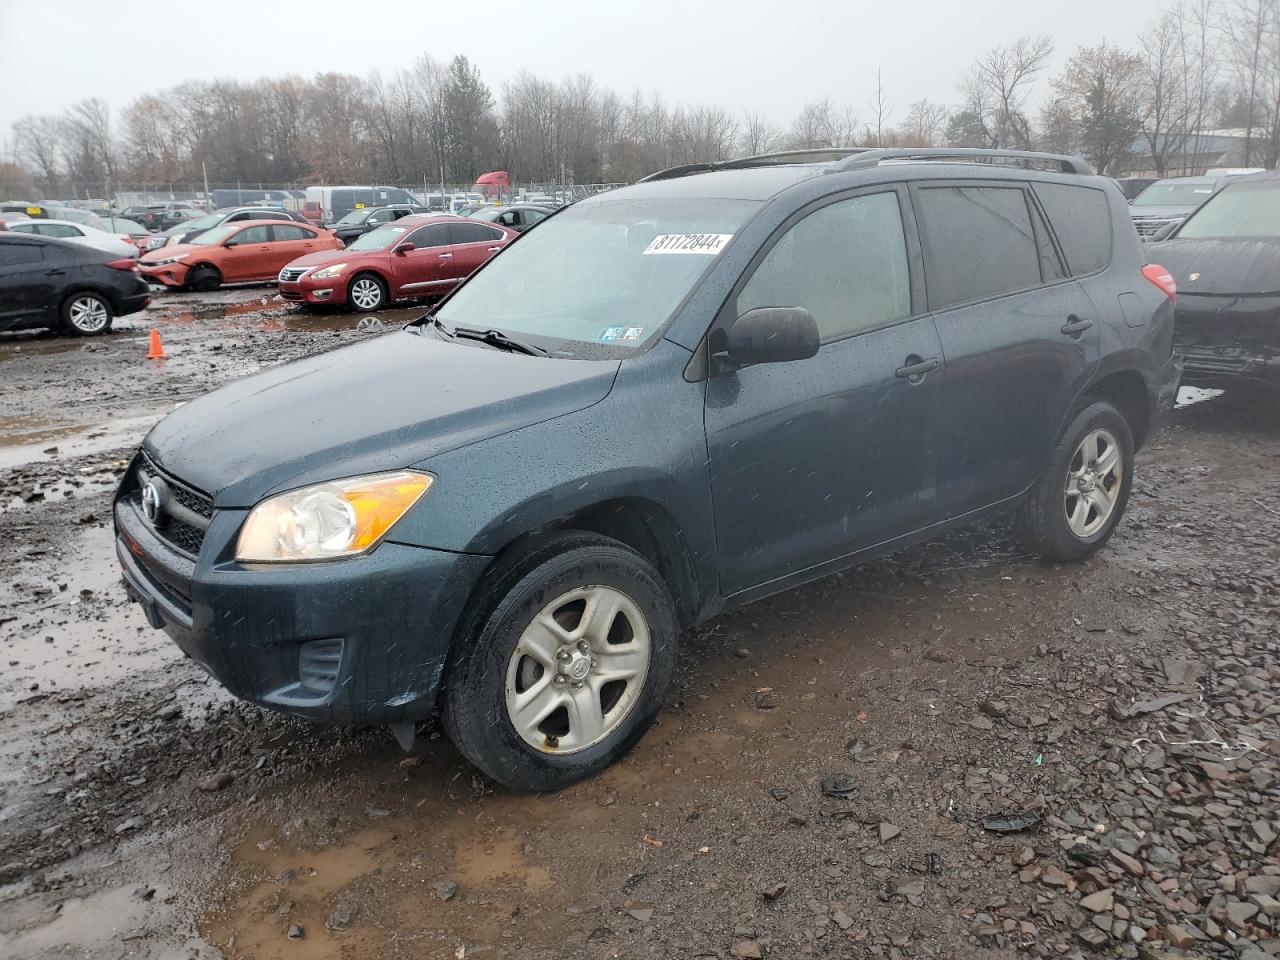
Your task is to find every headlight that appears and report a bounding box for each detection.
[308,262,347,280]
[235,471,433,563]
[151,253,188,266]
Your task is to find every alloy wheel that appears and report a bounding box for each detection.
[350,278,382,310]
[1064,427,1123,538]
[68,296,109,333]
[504,585,651,754]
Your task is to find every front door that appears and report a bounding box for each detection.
[388,222,455,298]
[220,224,275,281]
[705,187,944,596]
[909,182,1101,515]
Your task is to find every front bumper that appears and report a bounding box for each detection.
[278,279,341,305]
[114,484,489,726]
[1176,344,1280,387]
[139,263,189,288]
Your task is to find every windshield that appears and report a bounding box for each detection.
[1177,179,1280,239]
[1132,181,1217,207]
[434,197,758,359]
[348,225,409,251]
[173,213,220,234]
[190,224,239,245]
[336,209,372,225]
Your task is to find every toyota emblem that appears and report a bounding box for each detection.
[141,481,161,523]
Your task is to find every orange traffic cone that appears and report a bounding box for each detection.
[146,329,167,360]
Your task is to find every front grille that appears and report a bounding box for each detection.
[279,266,308,282]
[1132,217,1180,239]
[137,454,214,558]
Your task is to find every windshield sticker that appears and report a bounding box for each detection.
[596,326,647,343]
[643,233,733,255]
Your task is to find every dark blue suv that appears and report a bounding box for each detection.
[115,148,1181,791]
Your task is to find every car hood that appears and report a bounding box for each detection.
[1146,237,1280,297]
[285,248,364,271]
[1130,205,1196,220]
[143,329,621,507]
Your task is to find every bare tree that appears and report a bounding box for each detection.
[1225,0,1277,165]
[12,115,63,192]
[962,35,1054,148]
[787,99,836,149]
[739,108,781,155]
[869,69,893,146]
[902,99,949,146]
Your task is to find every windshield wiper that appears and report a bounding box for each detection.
[450,326,547,356]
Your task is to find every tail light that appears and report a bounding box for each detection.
[105,258,139,272]
[1142,264,1176,301]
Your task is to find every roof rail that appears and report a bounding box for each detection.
[826,147,1094,175]
[637,148,871,183]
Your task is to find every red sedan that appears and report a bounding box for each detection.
[276,215,516,310]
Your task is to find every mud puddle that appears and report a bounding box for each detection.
[0,412,164,474]
[0,524,173,712]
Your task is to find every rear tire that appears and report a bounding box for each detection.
[186,266,221,292]
[60,292,113,336]
[1015,400,1134,563]
[348,273,387,311]
[442,532,678,792]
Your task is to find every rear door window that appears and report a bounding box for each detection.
[405,224,452,249]
[451,222,506,245]
[231,225,272,245]
[0,243,44,266]
[914,185,1044,309]
[1032,183,1113,275]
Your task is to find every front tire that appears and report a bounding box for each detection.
[442,532,679,792]
[61,292,113,336]
[186,265,221,292]
[348,273,387,311]
[1015,400,1134,563]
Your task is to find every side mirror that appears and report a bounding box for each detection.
[724,307,820,366]
[1151,222,1178,241]
[394,241,415,255]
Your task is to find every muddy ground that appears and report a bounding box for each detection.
[0,286,1277,960]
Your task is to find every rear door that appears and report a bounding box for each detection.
[447,221,509,280]
[219,224,275,281]
[270,224,320,266]
[388,222,454,298]
[705,187,944,595]
[911,181,1100,516]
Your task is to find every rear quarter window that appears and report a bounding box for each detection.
[1032,183,1113,275]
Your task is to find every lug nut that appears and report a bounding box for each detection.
[557,648,572,662]
[571,680,584,689]
[553,675,567,685]
[577,641,590,654]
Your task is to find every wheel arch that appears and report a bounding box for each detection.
[471,496,705,630]
[1082,369,1151,450]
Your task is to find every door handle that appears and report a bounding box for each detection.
[1061,315,1093,337]
[45,269,66,276]
[438,252,453,259]
[487,246,501,252]
[895,355,942,380]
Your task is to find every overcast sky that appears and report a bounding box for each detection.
[1,0,1154,138]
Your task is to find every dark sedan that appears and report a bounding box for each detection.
[1147,172,1280,390]
[469,203,554,232]
[0,233,149,335]
[331,205,432,245]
